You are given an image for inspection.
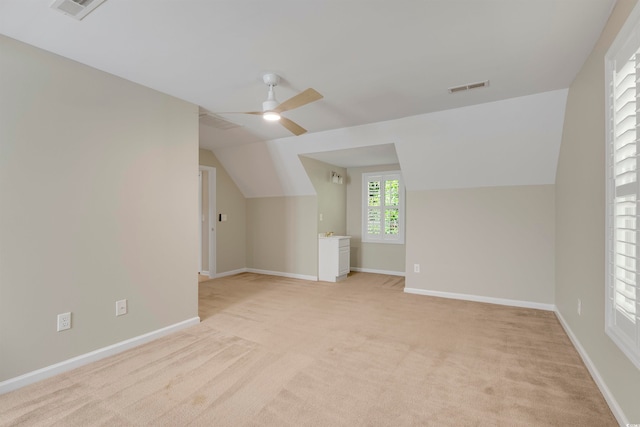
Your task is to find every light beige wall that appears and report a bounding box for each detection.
[346,164,405,273]
[199,148,246,274]
[246,196,318,277]
[299,156,347,236]
[404,185,555,304]
[555,0,640,421]
[0,36,198,381]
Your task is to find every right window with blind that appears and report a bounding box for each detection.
[605,10,640,370]
[362,171,405,244]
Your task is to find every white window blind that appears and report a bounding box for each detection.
[606,27,640,370]
[362,171,404,244]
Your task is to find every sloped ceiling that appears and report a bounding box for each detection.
[214,89,568,197]
[0,1,612,196]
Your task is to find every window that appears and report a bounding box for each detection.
[605,7,640,370]
[362,171,404,244]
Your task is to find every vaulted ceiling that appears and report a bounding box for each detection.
[0,0,616,195]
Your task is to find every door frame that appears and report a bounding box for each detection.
[199,165,216,277]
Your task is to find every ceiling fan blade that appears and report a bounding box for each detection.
[274,88,323,113]
[280,117,307,136]
[217,111,262,115]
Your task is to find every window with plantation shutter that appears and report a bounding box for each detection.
[605,13,640,370]
[362,171,404,244]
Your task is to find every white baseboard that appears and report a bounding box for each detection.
[246,268,317,282]
[0,316,200,395]
[554,310,628,426]
[212,268,248,279]
[403,287,555,311]
[216,268,406,281]
[350,267,405,277]
[199,271,210,277]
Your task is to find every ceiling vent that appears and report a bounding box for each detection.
[199,110,241,131]
[448,80,490,94]
[50,0,107,20]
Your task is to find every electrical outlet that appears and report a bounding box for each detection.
[57,312,71,331]
[414,264,420,273]
[319,213,323,221]
[116,299,128,317]
[577,299,582,316]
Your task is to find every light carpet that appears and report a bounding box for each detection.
[0,272,615,426]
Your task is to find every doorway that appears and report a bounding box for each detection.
[199,166,216,277]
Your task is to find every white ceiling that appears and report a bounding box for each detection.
[0,0,615,150]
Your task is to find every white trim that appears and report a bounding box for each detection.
[213,268,248,278]
[605,323,640,371]
[208,168,216,277]
[604,0,640,373]
[214,268,404,281]
[362,170,405,244]
[199,166,216,277]
[403,287,555,311]
[554,310,629,426]
[208,268,318,281]
[198,170,203,274]
[350,267,405,277]
[199,270,210,277]
[246,268,317,282]
[0,317,200,395]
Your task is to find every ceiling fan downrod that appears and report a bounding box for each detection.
[262,73,281,121]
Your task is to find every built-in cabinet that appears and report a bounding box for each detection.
[318,236,350,282]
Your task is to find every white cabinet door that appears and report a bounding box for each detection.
[318,237,350,282]
[338,246,350,276]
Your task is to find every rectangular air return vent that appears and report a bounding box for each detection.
[448,80,490,94]
[199,111,241,131]
[50,0,107,20]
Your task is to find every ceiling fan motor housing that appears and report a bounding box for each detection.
[263,98,279,112]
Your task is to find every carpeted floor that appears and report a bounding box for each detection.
[0,272,616,426]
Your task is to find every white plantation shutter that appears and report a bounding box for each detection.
[362,171,404,244]
[606,36,640,369]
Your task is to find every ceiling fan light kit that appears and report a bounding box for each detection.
[263,111,281,121]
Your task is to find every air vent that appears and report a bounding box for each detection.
[199,111,241,131]
[50,0,107,20]
[448,80,490,94]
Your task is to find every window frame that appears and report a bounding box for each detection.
[361,170,405,244]
[605,2,640,371]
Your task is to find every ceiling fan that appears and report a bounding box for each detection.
[222,73,323,136]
